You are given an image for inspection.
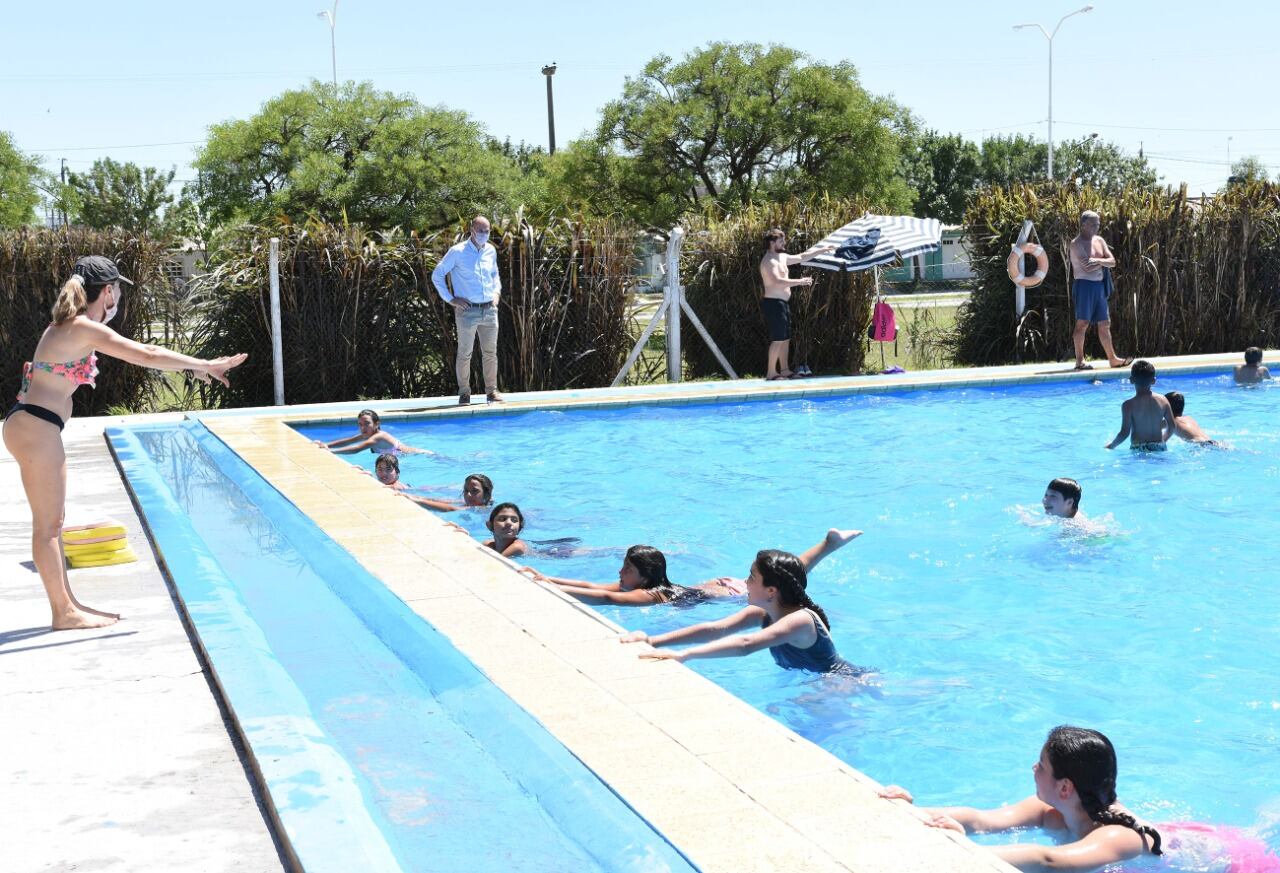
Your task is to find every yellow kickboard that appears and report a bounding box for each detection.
[64,537,129,555]
[68,547,137,568]
[63,521,127,542]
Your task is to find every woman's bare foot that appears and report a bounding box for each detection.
[827,528,864,548]
[66,589,122,619]
[52,608,120,630]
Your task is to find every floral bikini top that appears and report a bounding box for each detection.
[17,352,98,400]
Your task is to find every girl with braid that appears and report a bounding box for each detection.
[880,726,1279,872]
[619,548,865,675]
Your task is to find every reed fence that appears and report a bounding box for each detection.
[0,228,178,416]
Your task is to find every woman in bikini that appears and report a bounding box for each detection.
[3,256,246,630]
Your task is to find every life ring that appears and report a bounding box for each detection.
[1007,242,1048,288]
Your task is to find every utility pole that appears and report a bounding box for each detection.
[541,63,557,155]
[59,158,67,227]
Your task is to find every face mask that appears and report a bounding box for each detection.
[473,231,490,245]
[102,285,120,325]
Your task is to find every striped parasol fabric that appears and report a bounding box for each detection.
[802,213,943,272]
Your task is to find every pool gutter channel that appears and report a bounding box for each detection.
[191,359,1183,871]
[104,430,307,873]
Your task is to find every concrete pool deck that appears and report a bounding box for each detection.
[1,351,1251,872]
[0,413,286,873]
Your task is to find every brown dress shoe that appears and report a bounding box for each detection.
[486,391,504,403]
[458,393,471,405]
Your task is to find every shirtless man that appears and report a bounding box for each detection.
[759,228,835,380]
[1070,211,1131,371]
[1106,360,1177,451]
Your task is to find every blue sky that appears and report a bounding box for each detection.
[4,0,1277,206]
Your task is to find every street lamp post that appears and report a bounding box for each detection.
[541,64,557,155]
[317,0,339,87]
[1014,5,1093,180]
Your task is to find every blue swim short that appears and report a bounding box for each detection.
[1073,278,1110,323]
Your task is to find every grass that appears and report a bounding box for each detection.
[620,296,964,382]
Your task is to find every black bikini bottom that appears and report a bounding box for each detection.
[7,402,66,431]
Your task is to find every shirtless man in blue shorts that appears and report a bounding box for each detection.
[1070,210,1132,371]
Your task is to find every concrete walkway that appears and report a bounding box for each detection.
[0,417,285,873]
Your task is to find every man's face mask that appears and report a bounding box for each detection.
[473,230,490,245]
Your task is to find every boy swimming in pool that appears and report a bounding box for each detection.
[1163,391,1217,445]
[1105,360,1176,452]
[1234,347,1271,384]
[1042,478,1082,519]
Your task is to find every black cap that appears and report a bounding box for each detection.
[73,255,134,287]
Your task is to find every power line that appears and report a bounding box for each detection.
[1147,152,1280,170]
[0,61,628,86]
[28,140,202,154]
[1057,120,1280,134]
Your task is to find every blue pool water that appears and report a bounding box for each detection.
[301,373,1280,864]
[109,421,693,873]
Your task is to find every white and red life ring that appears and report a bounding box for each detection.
[1007,242,1049,288]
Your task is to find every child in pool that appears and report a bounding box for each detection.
[523,528,862,606]
[373,454,412,490]
[483,502,529,558]
[316,409,429,455]
[1105,360,1177,452]
[619,548,860,675]
[1164,391,1217,445]
[1042,478,1083,519]
[879,725,1279,873]
[1234,347,1271,384]
[404,473,493,512]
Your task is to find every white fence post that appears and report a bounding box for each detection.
[1014,219,1034,320]
[664,226,684,382]
[269,237,285,406]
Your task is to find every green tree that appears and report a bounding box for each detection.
[1056,138,1158,192]
[60,158,176,234]
[978,134,1048,188]
[976,134,1157,193]
[0,131,43,228]
[1229,155,1269,185]
[193,81,525,230]
[585,42,910,227]
[900,130,982,223]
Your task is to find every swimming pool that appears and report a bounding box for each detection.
[299,372,1280,864]
[108,421,695,872]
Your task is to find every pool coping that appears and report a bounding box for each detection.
[193,352,1252,872]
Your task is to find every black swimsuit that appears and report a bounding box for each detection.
[6,402,65,431]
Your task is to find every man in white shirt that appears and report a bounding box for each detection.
[432,216,503,404]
